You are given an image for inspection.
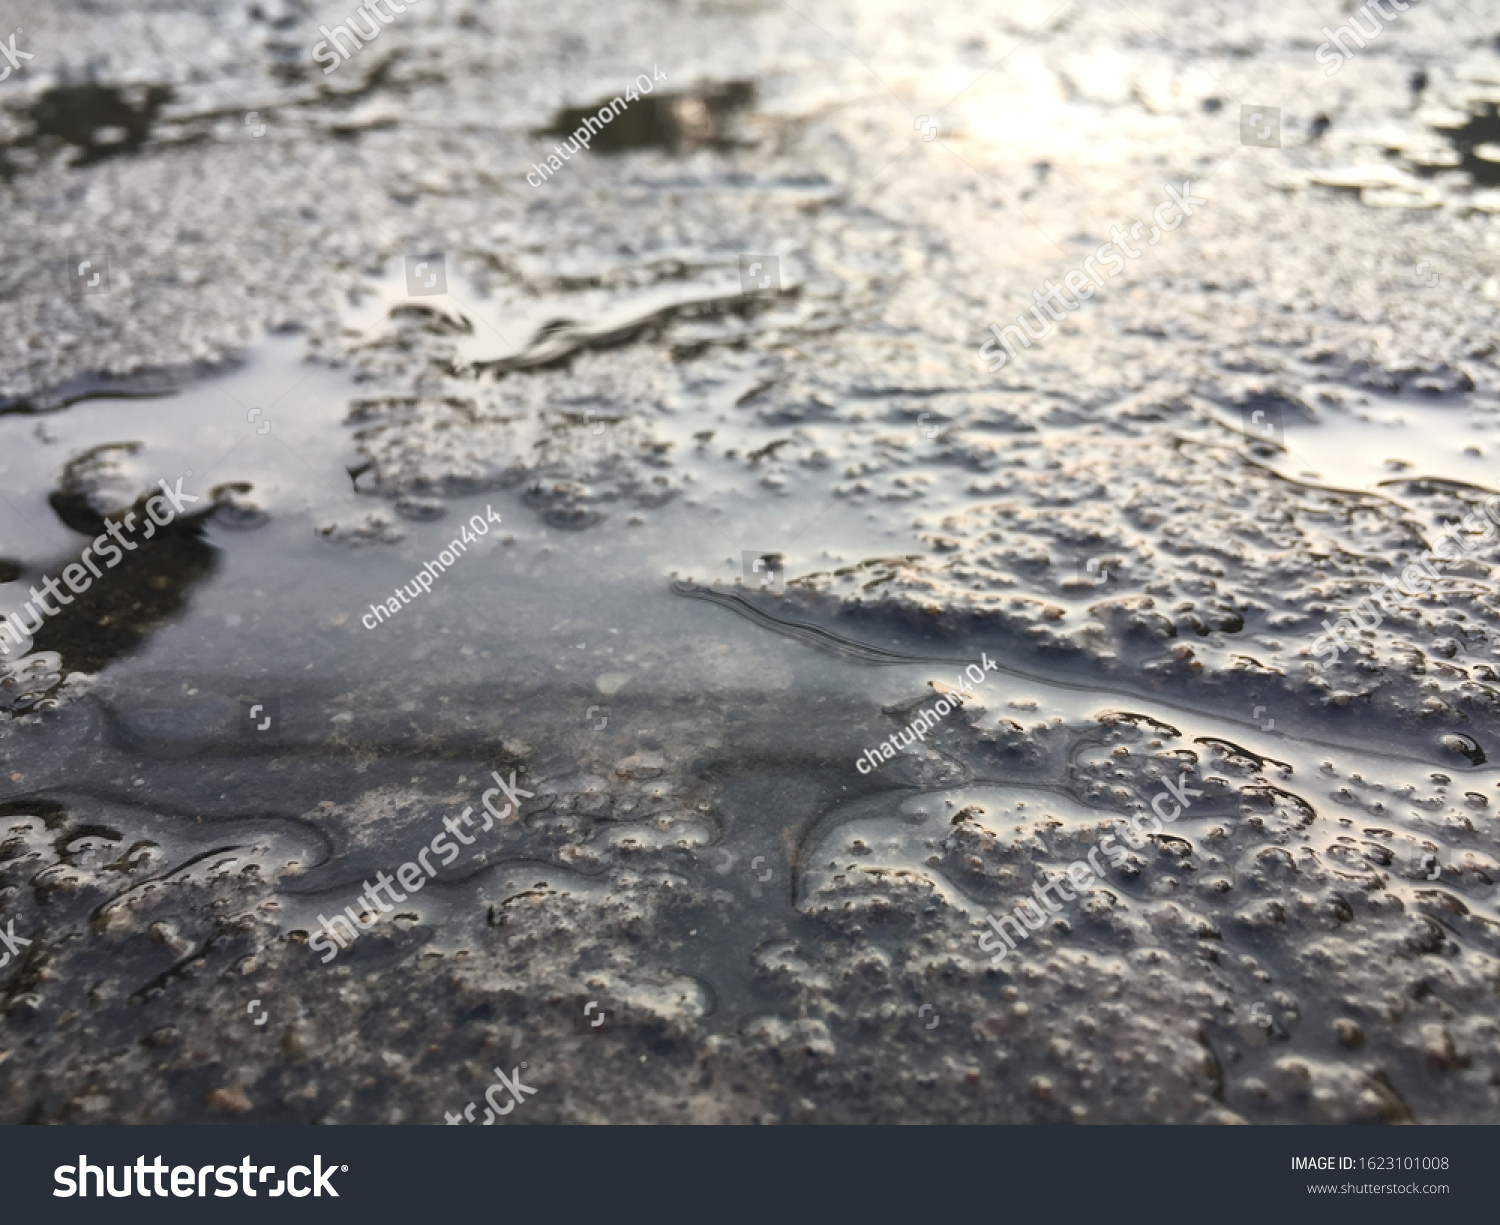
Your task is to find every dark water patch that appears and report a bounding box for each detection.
[7,527,219,675]
[0,56,430,175]
[2,454,226,677]
[2,82,174,172]
[1416,102,1500,186]
[537,81,755,155]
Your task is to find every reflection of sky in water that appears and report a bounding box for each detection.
[4,323,1494,783]
[0,339,358,678]
[1248,387,1500,498]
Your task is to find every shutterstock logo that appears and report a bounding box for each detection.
[54,1155,344,1197]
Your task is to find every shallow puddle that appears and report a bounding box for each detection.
[4,0,1500,1126]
